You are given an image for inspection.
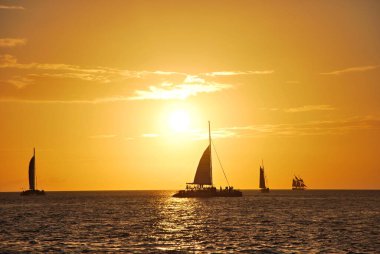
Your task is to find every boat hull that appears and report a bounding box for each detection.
[20,189,45,196]
[292,187,306,191]
[173,189,242,198]
[260,188,270,193]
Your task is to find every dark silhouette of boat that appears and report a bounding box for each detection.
[173,122,242,198]
[259,161,270,193]
[292,176,306,190]
[21,148,45,196]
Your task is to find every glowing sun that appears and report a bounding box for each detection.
[168,110,190,132]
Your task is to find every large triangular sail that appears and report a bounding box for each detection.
[193,145,212,185]
[28,148,35,190]
[192,122,212,185]
[259,166,266,189]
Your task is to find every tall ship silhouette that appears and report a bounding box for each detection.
[259,161,270,193]
[292,176,306,190]
[21,148,45,196]
[173,122,242,197]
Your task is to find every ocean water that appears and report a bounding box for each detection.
[0,190,379,253]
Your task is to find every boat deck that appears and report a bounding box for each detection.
[173,188,242,198]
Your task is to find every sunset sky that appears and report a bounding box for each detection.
[1,0,379,191]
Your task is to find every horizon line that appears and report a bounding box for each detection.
[1,188,380,193]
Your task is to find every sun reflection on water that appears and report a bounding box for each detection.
[152,196,212,251]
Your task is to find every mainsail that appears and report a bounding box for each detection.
[193,145,212,185]
[28,148,35,191]
[259,166,266,189]
[292,176,306,190]
[191,122,212,185]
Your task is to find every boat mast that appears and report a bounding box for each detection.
[262,159,265,187]
[209,121,212,186]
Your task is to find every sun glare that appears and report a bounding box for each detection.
[168,110,190,132]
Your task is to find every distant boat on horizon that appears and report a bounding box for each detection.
[259,161,270,193]
[21,148,45,196]
[173,122,242,198]
[292,176,306,190]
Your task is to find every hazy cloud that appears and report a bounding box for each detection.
[0,38,26,47]
[7,76,34,89]
[0,97,131,104]
[0,55,268,102]
[88,116,380,141]
[214,116,380,138]
[284,105,336,113]
[261,105,336,113]
[203,70,274,76]
[0,5,24,10]
[0,55,184,83]
[321,65,379,75]
[0,54,18,66]
[0,54,113,73]
[121,70,185,79]
[0,54,121,84]
[30,73,112,83]
[129,75,232,100]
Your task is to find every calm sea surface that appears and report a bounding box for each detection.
[0,190,379,253]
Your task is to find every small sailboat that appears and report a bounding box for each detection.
[173,122,242,198]
[21,148,45,196]
[292,176,306,190]
[259,161,270,193]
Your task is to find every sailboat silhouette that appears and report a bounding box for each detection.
[21,148,45,196]
[292,175,307,190]
[173,122,242,197]
[259,161,270,193]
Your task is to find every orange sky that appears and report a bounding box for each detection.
[1,0,379,191]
